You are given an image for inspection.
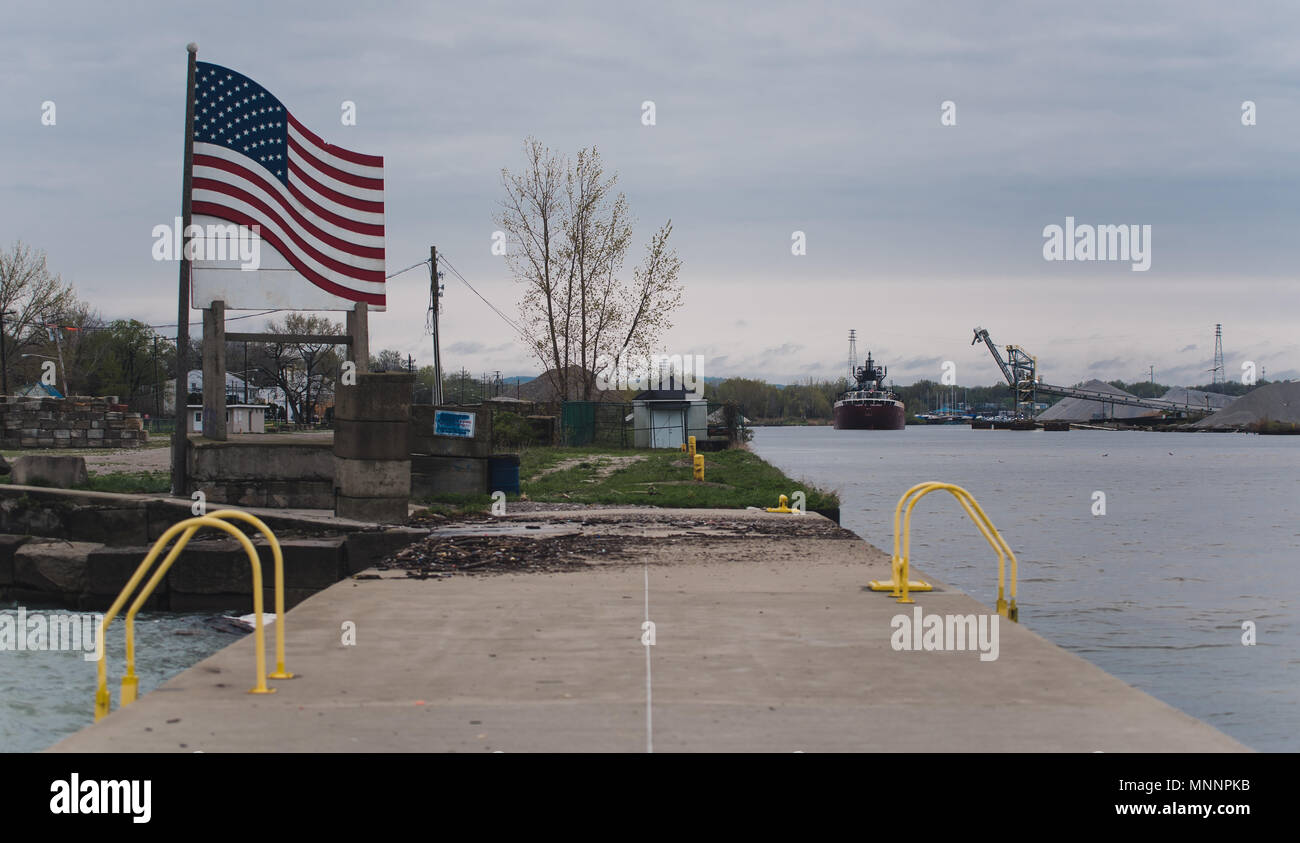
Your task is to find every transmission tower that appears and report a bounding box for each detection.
[1212,324,1225,385]
[847,329,858,380]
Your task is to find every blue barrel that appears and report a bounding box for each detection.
[488,454,521,495]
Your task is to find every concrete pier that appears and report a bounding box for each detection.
[51,509,1247,752]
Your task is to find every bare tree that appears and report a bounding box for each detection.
[0,242,79,394]
[497,141,683,401]
[497,138,568,397]
[250,314,343,424]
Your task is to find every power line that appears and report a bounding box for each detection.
[436,252,527,340]
[387,257,431,280]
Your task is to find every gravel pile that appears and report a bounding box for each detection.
[1160,387,1235,411]
[1193,382,1300,429]
[1036,379,1156,421]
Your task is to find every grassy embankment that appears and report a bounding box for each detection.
[417,445,839,516]
[1,439,841,507]
[1,437,172,493]
[0,469,170,494]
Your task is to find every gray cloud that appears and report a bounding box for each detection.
[1,1,1296,387]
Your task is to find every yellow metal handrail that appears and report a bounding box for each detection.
[119,509,294,707]
[869,482,1019,621]
[95,515,281,721]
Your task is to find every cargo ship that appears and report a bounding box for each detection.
[833,333,905,430]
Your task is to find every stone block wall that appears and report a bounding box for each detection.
[0,396,146,449]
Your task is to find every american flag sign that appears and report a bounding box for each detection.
[190,61,385,309]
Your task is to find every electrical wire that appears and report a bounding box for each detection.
[436,252,528,340]
[387,257,431,280]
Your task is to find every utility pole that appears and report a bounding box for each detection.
[153,335,160,419]
[429,246,444,405]
[243,340,249,403]
[172,42,198,497]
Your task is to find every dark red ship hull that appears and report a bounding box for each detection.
[833,402,906,430]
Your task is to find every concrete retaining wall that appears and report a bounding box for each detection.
[410,455,487,497]
[188,437,334,509]
[335,373,413,523]
[0,526,429,611]
[409,405,491,497]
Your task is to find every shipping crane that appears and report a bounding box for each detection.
[971,328,1039,417]
[971,327,1217,419]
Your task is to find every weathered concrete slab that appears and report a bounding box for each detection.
[63,506,153,546]
[262,537,348,589]
[335,494,408,524]
[51,509,1247,753]
[12,455,89,488]
[84,545,163,595]
[190,480,334,510]
[410,405,492,458]
[164,536,347,594]
[189,439,334,481]
[334,421,409,460]
[81,545,167,610]
[0,485,397,544]
[334,373,414,422]
[0,534,32,586]
[335,457,410,498]
[343,528,427,574]
[168,587,318,613]
[13,540,102,594]
[411,455,487,497]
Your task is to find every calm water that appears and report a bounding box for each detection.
[0,609,238,753]
[752,425,1299,752]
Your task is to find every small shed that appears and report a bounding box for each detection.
[631,389,708,449]
[187,404,267,434]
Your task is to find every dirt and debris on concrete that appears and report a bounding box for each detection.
[377,533,637,577]
[376,508,861,580]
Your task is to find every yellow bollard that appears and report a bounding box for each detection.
[687,435,696,458]
[692,453,704,480]
[766,494,794,513]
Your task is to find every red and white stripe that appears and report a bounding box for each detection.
[192,115,385,306]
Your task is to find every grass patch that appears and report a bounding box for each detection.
[412,491,502,518]
[520,446,839,510]
[75,471,171,494]
[517,444,616,480]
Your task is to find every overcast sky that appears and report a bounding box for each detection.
[3,1,1298,387]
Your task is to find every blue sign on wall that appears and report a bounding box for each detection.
[434,410,476,438]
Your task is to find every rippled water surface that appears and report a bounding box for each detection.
[752,425,1299,751]
[1,610,240,753]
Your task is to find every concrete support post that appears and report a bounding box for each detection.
[334,372,413,523]
[202,300,227,441]
[347,303,369,372]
